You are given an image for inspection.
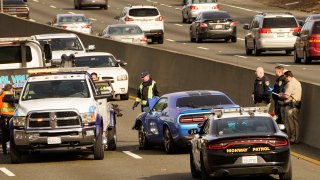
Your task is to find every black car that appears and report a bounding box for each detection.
[189,107,291,180]
[189,10,237,43]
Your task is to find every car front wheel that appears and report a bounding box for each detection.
[303,49,312,64]
[93,127,104,160]
[138,124,150,150]
[294,49,301,63]
[10,141,22,164]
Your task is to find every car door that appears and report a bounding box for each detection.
[144,98,168,144]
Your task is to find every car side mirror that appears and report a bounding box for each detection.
[298,20,305,27]
[278,124,286,131]
[117,60,127,66]
[87,45,96,52]
[243,24,250,30]
[43,43,52,62]
[292,32,300,36]
[188,128,199,135]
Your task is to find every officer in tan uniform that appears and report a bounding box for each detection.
[279,71,302,144]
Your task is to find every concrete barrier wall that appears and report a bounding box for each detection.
[1,14,319,149]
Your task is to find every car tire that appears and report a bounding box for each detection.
[182,14,187,23]
[163,127,175,154]
[279,163,292,180]
[294,49,301,63]
[190,152,201,178]
[200,155,211,180]
[120,93,129,100]
[10,141,22,164]
[254,42,261,56]
[138,123,150,150]
[107,127,117,150]
[285,50,292,55]
[245,40,253,55]
[93,127,104,160]
[196,30,202,43]
[224,38,230,42]
[303,49,312,64]
[231,37,237,43]
[158,35,164,44]
[190,29,195,42]
[103,4,108,10]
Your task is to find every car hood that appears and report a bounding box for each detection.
[15,98,96,116]
[87,67,128,78]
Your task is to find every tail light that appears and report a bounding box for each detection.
[259,28,271,34]
[155,16,163,21]
[290,27,300,33]
[16,8,28,12]
[189,6,198,11]
[308,37,320,43]
[81,25,92,28]
[58,25,67,29]
[207,138,288,150]
[125,16,134,21]
[230,22,237,27]
[139,37,147,42]
[179,115,207,123]
[212,4,220,10]
[200,22,208,28]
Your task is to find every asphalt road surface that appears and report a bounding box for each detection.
[0,100,319,179]
[26,0,320,85]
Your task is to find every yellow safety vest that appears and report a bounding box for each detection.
[136,81,156,105]
[0,91,15,115]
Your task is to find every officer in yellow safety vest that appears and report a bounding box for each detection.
[132,70,159,112]
[0,84,15,154]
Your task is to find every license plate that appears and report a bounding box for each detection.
[242,156,257,164]
[9,8,16,12]
[121,38,133,43]
[215,25,223,29]
[277,33,285,37]
[47,137,62,144]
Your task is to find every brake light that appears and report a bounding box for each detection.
[179,115,207,123]
[189,6,198,11]
[259,28,271,34]
[200,22,208,28]
[309,37,320,43]
[155,16,163,21]
[16,8,28,12]
[290,27,300,33]
[81,25,92,28]
[212,4,220,10]
[139,37,147,42]
[268,138,288,146]
[125,16,134,21]
[230,22,237,27]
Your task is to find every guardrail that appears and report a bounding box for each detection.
[1,14,319,149]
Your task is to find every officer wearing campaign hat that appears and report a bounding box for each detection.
[132,70,159,111]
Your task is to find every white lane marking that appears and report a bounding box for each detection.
[220,3,261,13]
[161,4,165,6]
[166,39,175,42]
[218,51,222,53]
[167,5,173,8]
[68,12,75,14]
[174,24,183,27]
[234,55,248,59]
[123,151,142,159]
[89,18,97,21]
[237,38,245,41]
[33,0,39,2]
[0,168,15,177]
[182,43,187,44]
[29,19,36,22]
[153,2,158,4]
[302,67,307,70]
[286,2,300,6]
[197,47,209,50]
[175,8,180,10]
[278,64,291,67]
[50,5,56,9]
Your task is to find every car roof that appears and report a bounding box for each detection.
[257,12,295,18]
[107,24,140,28]
[74,52,114,57]
[201,10,229,15]
[56,13,86,17]
[32,33,78,39]
[126,5,158,9]
[162,90,227,98]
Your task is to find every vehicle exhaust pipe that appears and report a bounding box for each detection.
[272,168,279,174]
[221,170,230,176]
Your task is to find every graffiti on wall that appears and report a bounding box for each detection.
[0,74,29,88]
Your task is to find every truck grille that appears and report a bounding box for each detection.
[28,111,81,129]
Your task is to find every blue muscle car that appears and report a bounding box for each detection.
[132,90,239,153]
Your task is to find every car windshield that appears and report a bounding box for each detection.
[214,116,276,136]
[192,0,217,3]
[58,15,88,23]
[22,80,90,101]
[263,17,298,28]
[0,46,32,64]
[38,38,84,51]
[74,55,118,68]
[312,21,320,34]
[108,26,143,35]
[129,8,159,17]
[176,95,234,108]
[3,0,26,5]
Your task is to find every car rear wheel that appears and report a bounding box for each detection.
[10,141,22,164]
[303,50,312,64]
[196,31,202,43]
[231,37,237,43]
[279,163,292,180]
[294,49,301,63]
[190,30,195,42]
[182,14,187,23]
[200,155,211,180]
[93,127,104,160]
[254,42,261,56]
[224,38,230,42]
[138,124,150,150]
[285,50,292,55]
[190,152,201,178]
[158,35,164,44]
[163,127,175,154]
[245,40,253,55]
[120,93,129,100]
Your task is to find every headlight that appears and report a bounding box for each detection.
[117,74,128,81]
[13,116,26,127]
[81,113,95,124]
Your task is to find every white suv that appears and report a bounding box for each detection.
[116,5,164,44]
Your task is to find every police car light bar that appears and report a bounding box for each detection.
[28,67,89,74]
[211,107,268,117]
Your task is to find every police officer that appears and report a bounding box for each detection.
[272,65,285,123]
[132,70,159,112]
[0,84,15,154]
[279,71,302,144]
[252,67,271,110]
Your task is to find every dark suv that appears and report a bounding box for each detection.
[293,20,320,64]
[1,0,29,19]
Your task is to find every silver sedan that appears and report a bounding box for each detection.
[182,0,219,23]
[99,24,147,45]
